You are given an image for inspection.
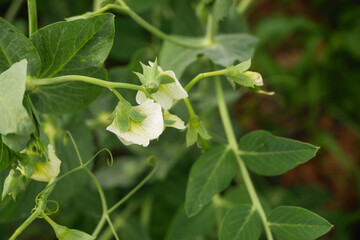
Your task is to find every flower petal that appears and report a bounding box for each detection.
[30,145,61,182]
[164,111,186,129]
[107,99,164,147]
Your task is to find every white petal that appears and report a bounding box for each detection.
[136,90,147,104]
[106,99,164,147]
[159,80,188,100]
[30,145,61,182]
[151,90,173,110]
[164,111,186,129]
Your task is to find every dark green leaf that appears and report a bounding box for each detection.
[220,204,262,240]
[0,17,40,76]
[238,130,319,176]
[185,145,236,216]
[268,206,333,240]
[29,14,115,113]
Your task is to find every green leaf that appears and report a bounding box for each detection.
[159,37,201,78]
[0,17,40,76]
[220,204,262,240]
[166,205,216,240]
[0,138,12,172]
[29,14,115,113]
[238,130,319,176]
[268,206,333,240]
[213,0,234,21]
[185,145,236,216]
[160,34,257,78]
[202,34,258,67]
[0,60,33,150]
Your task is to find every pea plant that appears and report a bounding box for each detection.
[0,0,333,239]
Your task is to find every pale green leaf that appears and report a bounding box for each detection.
[159,37,202,78]
[203,34,258,67]
[213,0,234,21]
[268,206,333,240]
[0,60,33,148]
[0,17,40,76]
[29,14,115,113]
[160,34,257,78]
[185,145,236,216]
[238,130,319,176]
[220,204,262,240]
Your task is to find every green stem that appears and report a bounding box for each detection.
[9,180,56,240]
[85,168,119,239]
[185,69,227,92]
[110,88,126,102]
[27,75,152,98]
[205,13,216,45]
[108,2,204,48]
[4,0,24,22]
[214,78,273,240]
[183,98,196,118]
[27,0,37,36]
[107,160,158,214]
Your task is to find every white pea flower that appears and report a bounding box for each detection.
[135,61,188,110]
[107,99,164,147]
[244,71,263,86]
[19,145,61,182]
[164,111,186,130]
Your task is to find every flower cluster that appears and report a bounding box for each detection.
[107,61,188,147]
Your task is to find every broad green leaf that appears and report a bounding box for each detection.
[166,205,216,240]
[202,34,258,67]
[0,60,33,151]
[185,145,236,217]
[213,0,234,21]
[220,204,262,240]
[0,138,12,172]
[268,206,333,240]
[159,37,201,78]
[238,130,319,176]
[29,14,115,113]
[0,17,40,76]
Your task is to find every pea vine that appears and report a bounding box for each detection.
[0,0,333,239]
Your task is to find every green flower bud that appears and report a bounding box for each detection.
[1,169,24,201]
[186,116,211,147]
